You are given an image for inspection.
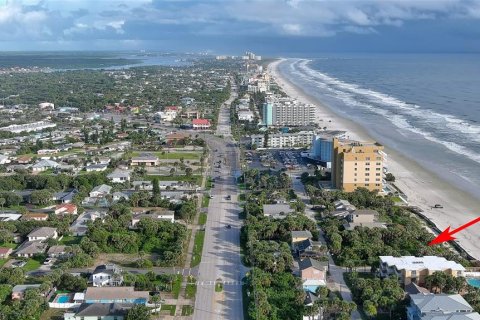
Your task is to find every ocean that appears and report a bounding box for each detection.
[278,54,480,199]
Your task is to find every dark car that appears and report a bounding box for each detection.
[226,195,231,200]
[226,224,232,229]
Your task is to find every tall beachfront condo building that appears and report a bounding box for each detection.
[311,130,347,168]
[262,102,273,126]
[262,97,316,127]
[331,138,386,192]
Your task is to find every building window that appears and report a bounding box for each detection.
[366,157,370,160]
[365,162,370,165]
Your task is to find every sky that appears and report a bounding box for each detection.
[1,0,480,54]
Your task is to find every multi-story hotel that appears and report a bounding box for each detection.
[262,97,316,127]
[331,138,386,192]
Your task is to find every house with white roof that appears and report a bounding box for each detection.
[379,256,465,287]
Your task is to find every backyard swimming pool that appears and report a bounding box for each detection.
[56,295,70,303]
[467,278,480,288]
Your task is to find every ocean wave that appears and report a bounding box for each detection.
[286,58,480,164]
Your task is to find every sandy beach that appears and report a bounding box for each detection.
[269,58,480,260]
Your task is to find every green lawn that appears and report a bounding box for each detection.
[181,305,194,316]
[201,195,210,208]
[185,282,197,299]
[161,304,177,316]
[172,275,183,299]
[23,258,42,272]
[0,259,9,268]
[190,230,205,267]
[0,243,19,249]
[58,236,82,246]
[198,213,207,225]
[156,152,201,160]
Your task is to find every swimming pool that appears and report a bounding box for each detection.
[467,278,480,288]
[56,295,70,303]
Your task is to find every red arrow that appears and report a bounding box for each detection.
[429,217,480,246]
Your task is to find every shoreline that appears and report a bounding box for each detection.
[269,58,480,261]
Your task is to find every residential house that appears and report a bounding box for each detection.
[16,155,33,164]
[130,154,159,167]
[332,199,356,217]
[0,213,22,221]
[379,256,465,287]
[27,227,58,241]
[55,203,78,215]
[21,213,49,221]
[90,185,112,198]
[343,209,387,230]
[263,204,295,219]
[84,287,149,304]
[64,303,132,320]
[0,154,10,164]
[107,169,131,183]
[15,241,47,258]
[192,118,211,130]
[53,189,78,204]
[299,258,329,293]
[112,191,133,202]
[85,163,109,172]
[292,231,313,244]
[0,247,12,258]
[132,180,153,190]
[91,264,123,287]
[303,291,322,320]
[31,159,59,172]
[165,132,190,145]
[47,245,69,258]
[11,284,41,300]
[70,210,107,236]
[407,293,480,320]
[131,208,175,226]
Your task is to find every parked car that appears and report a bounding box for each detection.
[12,260,27,268]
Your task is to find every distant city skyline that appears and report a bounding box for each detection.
[1,0,480,54]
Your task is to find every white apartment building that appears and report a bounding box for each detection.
[251,131,314,148]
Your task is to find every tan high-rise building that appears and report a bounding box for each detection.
[332,138,385,192]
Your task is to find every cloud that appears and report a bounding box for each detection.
[0,0,480,49]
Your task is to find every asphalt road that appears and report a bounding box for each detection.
[193,86,245,320]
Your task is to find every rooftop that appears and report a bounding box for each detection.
[380,256,465,271]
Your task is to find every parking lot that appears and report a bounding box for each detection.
[245,149,315,174]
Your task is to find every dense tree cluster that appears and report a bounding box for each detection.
[318,189,469,268]
[346,273,405,319]
[245,268,305,320]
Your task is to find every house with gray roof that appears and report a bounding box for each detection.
[27,227,58,242]
[407,293,480,320]
[31,159,59,172]
[107,169,131,183]
[64,303,132,320]
[263,204,295,219]
[15,241,47,258]
[89,184,112,198]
